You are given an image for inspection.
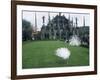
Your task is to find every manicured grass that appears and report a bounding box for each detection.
[22,40,89,69]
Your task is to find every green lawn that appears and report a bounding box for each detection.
[22,40,89,69]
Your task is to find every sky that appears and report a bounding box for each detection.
[22,11,90,31]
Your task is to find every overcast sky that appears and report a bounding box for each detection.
[22,11,90,31]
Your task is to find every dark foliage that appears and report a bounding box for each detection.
[22,19,32,41]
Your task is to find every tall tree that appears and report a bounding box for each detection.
[22,19,32,41]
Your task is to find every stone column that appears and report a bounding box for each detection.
[35,12,37,32]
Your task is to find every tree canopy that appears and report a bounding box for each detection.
[22,19,32,41]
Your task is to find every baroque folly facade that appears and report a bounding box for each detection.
[32,12,89,45]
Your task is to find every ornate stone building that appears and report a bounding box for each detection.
[31,12,89,46]
[40,13,74,40]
